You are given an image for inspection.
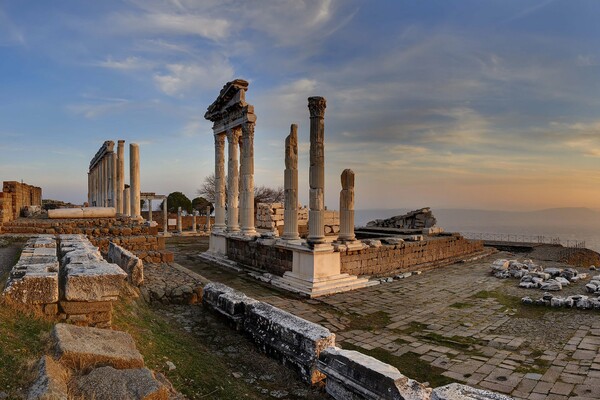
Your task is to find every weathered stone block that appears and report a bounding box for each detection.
[203,282,257,329]
[3,263,59,304]
[107,242,144,286]
[243,301,335,384]
[432,383,514,400]
[59,300,112,314]
[64,261,127,301]
[318,346,431,400]
[27,355,69,400]
[76,366,168,400]
[53,323,144,370]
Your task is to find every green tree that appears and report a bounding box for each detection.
[165,192,192,213]
[192,197,213,214]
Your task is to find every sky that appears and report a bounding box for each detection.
[1,0,600,211]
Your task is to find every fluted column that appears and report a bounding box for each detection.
[226,128,240,233]
[117,140,125,214]
[283,124,300,240]
[339,169,356,241]
[240,123,256,235]
[177,207,182,233]
[130,143,140,218]
[103,156,109,207]
[109,152,117,208]
[307,96,327,246]
[163,198,168,234]
[214,133,226,231]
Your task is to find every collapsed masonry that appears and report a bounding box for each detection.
[203,282,513,400]
[367,207,438,230]
[2,234,142,327]
[256,202,341,236]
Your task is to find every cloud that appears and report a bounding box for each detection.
[93,56,152,70]
[153,55,235,96]
[0,7,25,46]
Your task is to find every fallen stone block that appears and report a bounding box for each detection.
[53,323,144,370]
[27,355,69,400]
[432,382,514,400]
[64,261,127,301]
[107,242,144,286]
[76,366,168,400]
[318,346,431,400]
[202,282,257,329]
[243,301,335,384]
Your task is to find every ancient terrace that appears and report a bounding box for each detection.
[200,79,485,297]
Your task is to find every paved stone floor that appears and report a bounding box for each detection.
[168,237,600,400]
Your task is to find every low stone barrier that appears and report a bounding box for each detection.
[243,301,335,384]
[202,282,257,330]
[48,206,116,219]
[318,346,432,399]
[107,242,144,286]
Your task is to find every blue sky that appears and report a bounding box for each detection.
[1,0,600,211]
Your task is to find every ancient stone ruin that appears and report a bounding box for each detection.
[0,180,42,229]
[367,207,438,230]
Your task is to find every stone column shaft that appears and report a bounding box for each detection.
[103,156,109,207]
[117,140,125,214]
[109,152,117,208]
[214,133,226,231]
[163,198,168,234]
[339,169,356,241]
[226,128,240,232]
[177,207,182,233]
[192,213,197,233]
[283,124,300,240]
[206,206,211,232]
[130,143,140,218]
[240,123,256,235]
[124,187,131,216]
[307,96,327,245]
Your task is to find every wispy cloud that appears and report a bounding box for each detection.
[0,7,25,46]
[93,56,152,70]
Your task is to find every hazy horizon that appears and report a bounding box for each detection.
[2,1,600,211]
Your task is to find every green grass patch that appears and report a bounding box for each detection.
[112,299,264,399]
[514,357,550,375]
[342,343,457,387]
[449,302,472,309]
[346,310,391,331]
[471,289,569,319]
[0,302,54,398]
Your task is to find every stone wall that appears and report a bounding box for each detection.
[340,235,484,277]
[0,181,42,224]
[226,237,293,276]
[107,242,143,286]
[256,203,338,236]
[140,211,213,231]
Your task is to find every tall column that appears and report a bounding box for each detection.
[123,186,131,216]
[205,205,211,232]
[240,123,256,235]
[148,199,153,222]
[214,133,226,231]
[307,96,327,246]
[338,169,356,242]
[163,198,168,234]
[130,143,140,218]
[192,212,197,233]
[103,156,109,207]
[283,124,300,240]
[109,152,117,208]
[99,159,104,206]
[117,140,125,214]
[87,172,91,205]
[226,128,240,233]
[177,206,182,233]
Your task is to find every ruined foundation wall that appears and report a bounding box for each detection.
[1,181,42,223]
[340,235,484,277]
[226,237,293,276]
[140,211,213,231]
[256,203,338,236]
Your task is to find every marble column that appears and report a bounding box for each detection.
[307,96,327,246]
[148,199,153,222]
[117,140,125,214]
[109,152,117,208]
[177,207,182,233]
[338,169,356,242]
[205,206,211,232]
[103,156,109,207]
[239,123,256,235]
[87,172,91,206]
[99,158,104,206]
[214,133,226,231]
[283,124,300,240]
[192,212,197,233]
[162,198,168,234]
[226,128,240,233]
[124,186,131,216]
[130,143,140,218]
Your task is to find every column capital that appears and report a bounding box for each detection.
[308,96,326,119]
[226,127,241,143]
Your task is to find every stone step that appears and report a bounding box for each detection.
[53,323,144,370]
